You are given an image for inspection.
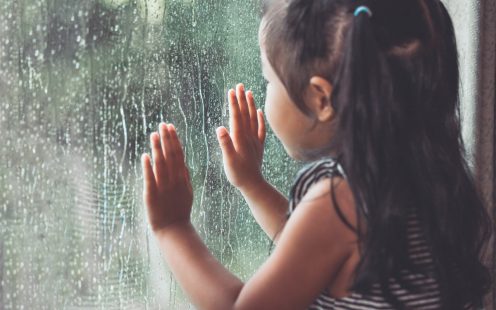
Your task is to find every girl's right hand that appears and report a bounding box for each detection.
[216,83,266,191]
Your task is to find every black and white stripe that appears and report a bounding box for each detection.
[286,157,464,309]
[288,157,344,213]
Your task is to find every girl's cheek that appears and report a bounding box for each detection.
[264,87,275,131]
[264,98,272,131]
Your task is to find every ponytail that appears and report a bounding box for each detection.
[330,4,411,308]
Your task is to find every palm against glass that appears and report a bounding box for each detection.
[216,83,267,191]
[142,123,193,233]
[142,84,267,233]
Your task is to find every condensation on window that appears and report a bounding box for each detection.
[0,1,299,308]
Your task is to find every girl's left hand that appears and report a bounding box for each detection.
[141,122,193,234]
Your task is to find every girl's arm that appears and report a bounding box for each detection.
[143,123,357,310]
[237,179,288,244]
[152,177,355,310]
[155,222,244,309]
[216,84,288,243]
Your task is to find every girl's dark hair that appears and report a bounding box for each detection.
[261,0,492,308]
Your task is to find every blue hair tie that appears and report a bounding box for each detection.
[354,5,373,18]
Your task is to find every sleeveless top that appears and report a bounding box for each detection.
[287,157,474,310]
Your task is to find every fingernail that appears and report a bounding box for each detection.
[216,127,226,137]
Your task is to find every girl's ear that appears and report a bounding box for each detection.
[307,76,335,122]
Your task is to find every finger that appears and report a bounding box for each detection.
[159,122,168,160]
[142,153,157,197]
[246,90,258,137]
[228,88,242,141]
[216,126,236,159]
[167,123,186,171]
[160,123,176,181]
[184,165,191,182]
[236,83,250,132]
[151,131,167,187]
[257,109,266,145]
[159,122,169,160]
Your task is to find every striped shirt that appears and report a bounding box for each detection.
[287,157,472,310]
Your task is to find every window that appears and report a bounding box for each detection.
[0,0,486,308]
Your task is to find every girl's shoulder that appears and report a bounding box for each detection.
[288,156,359,234]
[288,156,348,213]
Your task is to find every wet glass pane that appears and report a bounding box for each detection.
[0,1,300,308]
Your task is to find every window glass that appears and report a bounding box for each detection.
[0,1,300,308]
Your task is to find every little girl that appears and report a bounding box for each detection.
[141,0,492,309]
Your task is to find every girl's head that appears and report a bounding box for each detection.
[259,0,438,162]
[260,0,492,308]
[259,45,337,160]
